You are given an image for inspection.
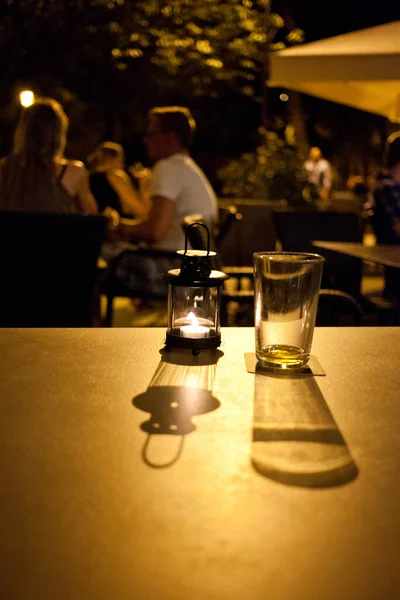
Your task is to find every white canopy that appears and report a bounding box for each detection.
[269,21,400,122]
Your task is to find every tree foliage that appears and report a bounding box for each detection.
[119,0,302,101]
[0,0,304,175]
[0,0,303,108]
[218,130,305,200]
[0,1,123,98]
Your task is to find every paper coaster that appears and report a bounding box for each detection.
[244,353,326,376]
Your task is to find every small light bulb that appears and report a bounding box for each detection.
[19,90,35,108]
[280,93,289,102]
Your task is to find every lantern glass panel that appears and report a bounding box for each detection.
[167,284,221,339]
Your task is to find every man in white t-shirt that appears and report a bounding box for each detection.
[119,106,217,250]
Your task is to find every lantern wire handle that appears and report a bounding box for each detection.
[142,433,185,468]
[184,222,210,256]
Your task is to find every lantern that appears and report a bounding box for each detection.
[164,223,228,355]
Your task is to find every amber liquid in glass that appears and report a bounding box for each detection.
[258,344,308,368]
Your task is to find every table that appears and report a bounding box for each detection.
[1,328,400,600]
[313,241,400,269]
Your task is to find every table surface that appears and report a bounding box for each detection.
[313,241,400,268]
[1,327,400,600]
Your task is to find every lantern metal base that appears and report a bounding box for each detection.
[165,330,221,355]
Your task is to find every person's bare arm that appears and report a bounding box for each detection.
[119,196,175,243]
[73,166,98,215]
[107,170,150,218]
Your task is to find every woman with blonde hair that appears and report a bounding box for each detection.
[0,98,98,214]
[88,141,150,218]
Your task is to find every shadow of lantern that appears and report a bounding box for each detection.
[133,348,222,468]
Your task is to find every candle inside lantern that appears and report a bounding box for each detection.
[180,312,210,339]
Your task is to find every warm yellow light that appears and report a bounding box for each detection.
[280,93,289,102]
[19,90,35,108]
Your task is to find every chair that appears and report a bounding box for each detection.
[213,289,364,328]
[272,209,363,251]
[182,206,242,257]
[103,209,244,327]
[316,290,363,326]
[217,200,280,266]
[272,209,364,298]
[215,205,242,249]
[182,216,367,327]
[0,211,107,326]
[101,248,180,327]
[182,214,208,250]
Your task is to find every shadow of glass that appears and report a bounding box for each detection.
[132,348,222,468]
[252,369,358,488]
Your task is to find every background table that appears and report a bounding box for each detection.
[1,328,400,600]
[313,241,400,268]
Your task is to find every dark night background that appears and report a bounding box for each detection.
[0,0,399,196]
[290,0,398,40]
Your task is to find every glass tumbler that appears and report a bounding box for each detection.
[254,252,324,369]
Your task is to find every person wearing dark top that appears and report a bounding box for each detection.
[87,142,149,218]
[0,98,98,214]
[372,131,400,299]
[89,170,123,214]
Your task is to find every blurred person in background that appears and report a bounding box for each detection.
[303,146,332,203]
[102,106,218,301]
[118,106,218,250]
[371,131,400,300]
[373,132,400,241]
[88,142,149,218]
[347,174,370,215]
[0,98,98,214]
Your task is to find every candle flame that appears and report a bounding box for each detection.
[187,311,199,326]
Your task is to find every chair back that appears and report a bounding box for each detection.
[0,211,107,326]
[106,248,180,300]
[272,209,363,297]
[216,205,241,248]
[317,289,363,326]
[183,208,242,254]
[272,209,363,252]
[182,214,208,250]
[181,214,225,271]
[101,247,180,327]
